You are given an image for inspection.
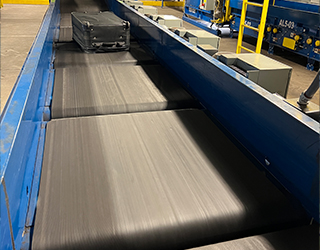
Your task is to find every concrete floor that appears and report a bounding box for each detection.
[1,4,48,112]
[0,5,318,114]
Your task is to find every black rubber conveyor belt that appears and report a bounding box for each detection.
[190,225,318,250]
[52,36,200,118]
[54,42,155,68]
[60,0,108,14]
[51,63,200,118]
[32,110,305,250]
[58,14,73,42]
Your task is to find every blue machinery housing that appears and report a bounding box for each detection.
[0,0,319,249]
[184,0,320,70]
[229,0,320,70]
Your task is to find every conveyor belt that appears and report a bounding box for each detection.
[190,225,318,250]
[31,0,312,248]
[32,110,305,250]
[60,0,108,14]
[54,42,155,68]
[58,27,73,42]
[58,14,72,42]
[51,64,200,118]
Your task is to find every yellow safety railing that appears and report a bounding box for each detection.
[212,0,232,24]
[142,0,184,7]
[3,0,48,4]
[236,0,269,54]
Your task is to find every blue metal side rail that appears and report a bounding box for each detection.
[0,1,59,249]
[108,0,319,221]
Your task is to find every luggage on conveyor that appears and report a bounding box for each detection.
[71,11,130,52]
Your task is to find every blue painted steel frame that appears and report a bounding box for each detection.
[108,0,319,221]
[183,0,219,34]
[182,15,221,36]
[0,1,59,249]
[184,5,213,23]
[229,0,320,69]
[274,0,320,13]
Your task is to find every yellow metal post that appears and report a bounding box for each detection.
[3,0,49,3]
[141,0,184,7]
[255,0,269,53]
[224,0,232,22]
[211,0,232,24]
[236,0,248,53]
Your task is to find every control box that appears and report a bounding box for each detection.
[218,53,292,97]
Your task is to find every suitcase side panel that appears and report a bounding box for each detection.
[71,13,93,50]
[71,12,130,52]
[92,21,130,49]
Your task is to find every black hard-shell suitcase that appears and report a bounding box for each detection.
[71,11,130,52]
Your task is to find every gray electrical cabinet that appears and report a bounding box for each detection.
[185,30,220,50]
[123,0,143,7]
[201,0,216,11]
[136,6,158,15]
[218,53,292,97]
[172,29,220,55]
[151,15,183,28]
